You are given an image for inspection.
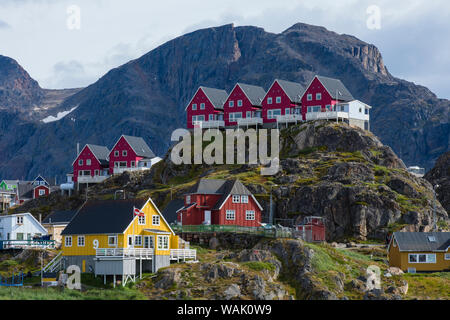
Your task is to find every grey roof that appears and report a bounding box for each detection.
[393,232,450,252]
[316,76,354,102]
[275,79,305,103]
[144,229,171,234]
[17,182,34,199]
[211,180,253,210]
[86,144,110,166]
[237,83,266,107]
[161,199,185,224]
[122,135,156,159]
[61,199,148,235]
[42,210,77,225]
[200,87,228,110]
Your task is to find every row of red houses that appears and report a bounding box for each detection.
[185,75,371,130]
[70,135,161,184]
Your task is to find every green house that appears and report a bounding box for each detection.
[0,180,19,191]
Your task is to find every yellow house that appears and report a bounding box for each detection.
[388,232,450,272]
[60,197,195,284]
[42,210,77,246]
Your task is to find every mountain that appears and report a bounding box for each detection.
[424,151,450,214]
[0,23,448,180]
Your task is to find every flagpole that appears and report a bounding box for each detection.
[133,206,135,248]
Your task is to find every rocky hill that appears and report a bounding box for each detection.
[0,23,448,180]
[425,151,450,214]
[14,121,449,242]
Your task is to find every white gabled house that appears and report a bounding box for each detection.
[0,213,50,249]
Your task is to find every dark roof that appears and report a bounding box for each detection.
[393,232,450,252]
[122,135,156,159]
[61,199,148,235]
[275,79,305,103]
[42,210,77,225]
[86,144,110,166]
[316,76,354,102]
[200,87,228,110]
[161,199,185,224]
[237,83,266,106]
[17,182,34,199]
[212,180,253,210]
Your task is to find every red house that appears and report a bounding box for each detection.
[109,135,157,175]
[177,179,263,227]
[295,216,326,242]
[261,79,304,125]
[72,144,110,183]
[185,87,228,129]
[301,75,354,120]
[223,83,266,127]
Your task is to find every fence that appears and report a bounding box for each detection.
[171,224,301,239]
[0,273,24,287]
[0,239,56,250]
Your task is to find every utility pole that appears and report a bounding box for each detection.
[269,184,278,226]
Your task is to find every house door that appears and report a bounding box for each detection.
[204,211,211,225]
[128,235,134,248]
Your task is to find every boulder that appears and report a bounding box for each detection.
[387,267,404,276]
[154,268,182,290]
[223,284,241,300]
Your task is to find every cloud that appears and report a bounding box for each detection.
[0,20,10,29]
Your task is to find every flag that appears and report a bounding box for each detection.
[134,207,144,217]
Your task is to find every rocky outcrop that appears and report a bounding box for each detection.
[424,151,450,214]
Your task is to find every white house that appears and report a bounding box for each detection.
[0,213,49,249]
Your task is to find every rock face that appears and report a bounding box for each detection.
[424,151,450,214]
[0,22,448,180]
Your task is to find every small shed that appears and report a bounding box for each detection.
[295,216,326,242]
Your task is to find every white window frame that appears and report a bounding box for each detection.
[152,215,160,226]
[122,150,127,157]
[246,111,252,118]
[16,216,24,224]
[138,215,146,225]
[408,253,436,264]
[267,109,281,119]
[65,236,72,247]
[209,114,214,121]
[157,235,169,250]
[186,195,191,204]
[77,236,85,247]
[39,189,46,196]
[276,96,281,104]
[192,103,197,110]
[114,150,119,157]
[229,112,242,122]
[108,235,117,247]
[135,235,142,246]
[245,210,255,220]
[445,253,450,260]
[200,103,205,110]
[241,195,248,203]
[226,210,235,220]
[285,108,290,115]
[232,195,240,203]
[86,159,91,166]
[316,93,322,100]
[267,97,273,104]
[237,100,243,107]
[78,159,83,166]
[229,101,234,107]
[307,94,312,101]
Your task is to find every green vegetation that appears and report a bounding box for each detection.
[403,273,450,300]
[242,261,275,272]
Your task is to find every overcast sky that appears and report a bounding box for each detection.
[0,0,449,99]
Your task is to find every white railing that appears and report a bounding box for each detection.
[113,167,150,175]
[193,120,225,128]
[96,248,154,258]
[305,111,349,121]
[43,252,63,272]
[78,175,109,184]
[275,114,303,123]
[237,117,263,126]
[170,249,197,261]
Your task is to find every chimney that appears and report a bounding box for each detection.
[77,143,80,156]
[39,214,42,224]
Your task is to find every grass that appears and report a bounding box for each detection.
[242,261,275,272]
[403,272,450,300]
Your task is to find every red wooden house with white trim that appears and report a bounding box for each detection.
[176,179,263,227]
[261,79,305,125]
[295,216,326,242]
[72,144,110,183]
[223,83,266,128]
[185,87,228,129]
[109,135,158,175]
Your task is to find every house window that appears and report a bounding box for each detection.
[237,100,243,107]
[192,103,197,110]
[408,253,436,263]
[108,236,117,247]
[285,108,290,115]
[65,236,72,247]
[365,108,369,115]
[232,195,240,203]
[307,94,312,101]
[86,159,91,166]
[246,111,252,118]
[39,189,46,196]
[229,101,234,107]
[78,159,83,166]
[267,97,273,104]
[359,108,362,113]
[445,254,450,260]
[246,210,255,220]
[135,236,142,246]
[427,236,436,242]
[131,161,136,168]
[209,114,214,121]
[316,93,322,100]
[229,112,242,122]
[241,195,248,203]
[77,236,85,247]
[152,215,160,226]
[267,109,281,119]
[16,233,24,240]
[200,103,205,110]
[312,106,321,112]
[114,151,119,157]
[226,210,235,220]
[276,96,281,104]
[16,216,24,224]
[94,170,100,176]
[122,150,127,157]
[157,235,169,250]
[138,215,146,225]
[186,195,191,204]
